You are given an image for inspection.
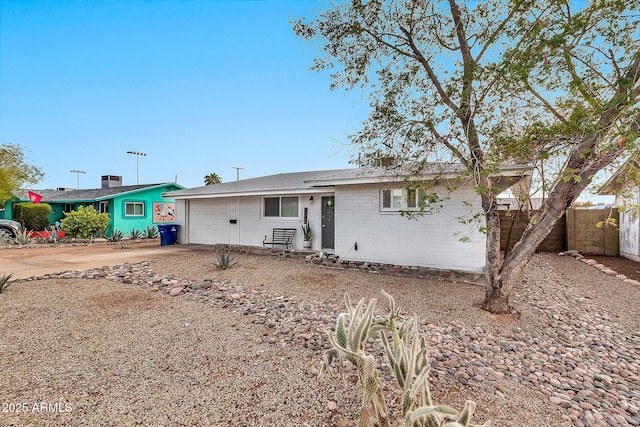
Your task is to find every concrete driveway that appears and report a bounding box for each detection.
[0,243,207,280]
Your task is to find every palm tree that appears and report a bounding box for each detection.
[204,173,222,186]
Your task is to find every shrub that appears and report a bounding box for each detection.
[322,291,484,427]
[13,202,52,230]
[0,273,14,293]
[60,205,110,239]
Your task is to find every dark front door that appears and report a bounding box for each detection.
[321,196,335,249]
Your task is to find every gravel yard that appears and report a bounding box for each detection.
[1,248,639,426]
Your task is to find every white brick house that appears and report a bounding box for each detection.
[164,165,531,274]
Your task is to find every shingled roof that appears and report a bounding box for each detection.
[13,183,180,202]
[165,164,533,199]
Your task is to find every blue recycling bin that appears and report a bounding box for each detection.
[158,224,180,246]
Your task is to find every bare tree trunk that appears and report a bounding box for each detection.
[481,55,639,314]
[482,176,584,313]
[481,192,508,312]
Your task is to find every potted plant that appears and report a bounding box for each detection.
[301,223,313,249]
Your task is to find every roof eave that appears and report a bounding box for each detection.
[305,166,533,187]
[167,187,333,199]
[95,183,183,201]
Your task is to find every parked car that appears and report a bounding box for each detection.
[0,219,22,240]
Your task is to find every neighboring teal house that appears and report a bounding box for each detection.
[4,175,183,235]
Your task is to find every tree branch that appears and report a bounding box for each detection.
[567,48,615,88]
[448,0,474,114]
[448,0,485,169]
[563,47,600,108]
[610,49,622,82]
[424,121,470,167]
[523,80,569,123]
[565,54,640,172]
[474,4,519,63]
[357,25,414,59]
[398,25,462,117]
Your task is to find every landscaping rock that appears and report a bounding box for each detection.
[169,287,184,296]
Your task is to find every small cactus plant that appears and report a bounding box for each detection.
[41,224,61,243]
[0,273,14,293]
[322,291,486,427]
[214,252,237,270]
[14,229,34,245]
[144,225,159,239]
[322,293,390,426]
[108,229,124,242]
[128,228,142,240]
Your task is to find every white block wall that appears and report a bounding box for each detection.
[620,191,640,262]
[174,199,187,243]
[175,193,332,251]
[334,184,487,272]
[237,193,332,250]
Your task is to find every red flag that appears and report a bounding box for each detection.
[28,191,43,204]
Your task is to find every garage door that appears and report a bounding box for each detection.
[188,199,229,244]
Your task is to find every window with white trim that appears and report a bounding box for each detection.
[263,196,298,218]
[381,188,431,211]
[98,201,109,214]
[125,202,145,217]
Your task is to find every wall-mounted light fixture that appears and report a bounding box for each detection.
[309,195,314,201]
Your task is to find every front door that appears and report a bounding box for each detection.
[321,196,335,249]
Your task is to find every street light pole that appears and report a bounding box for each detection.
[126,151,147,184]
[232,166,244,181]
[70,170,86,189]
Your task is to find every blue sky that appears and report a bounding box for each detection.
[0,1,368,189]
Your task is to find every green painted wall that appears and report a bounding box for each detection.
[3,184,180,236]
[109,185,180,234]
[2,201,13,219]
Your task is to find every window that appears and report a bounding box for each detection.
[382,189,403,209]
[125,202,145,217]
[63,203,75,213]
[381,188,431,211]
[281,197,298,217]
[98,201,109,214]
[264,197,280,217]
[263,196,298,218]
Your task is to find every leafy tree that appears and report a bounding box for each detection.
[0,143,45,205]
[204,173,223,185]
[60,205,110,239]
[294,0,640,314]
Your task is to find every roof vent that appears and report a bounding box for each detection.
[101,175,122,189]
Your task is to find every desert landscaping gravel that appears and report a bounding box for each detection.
[1,248,639,426]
